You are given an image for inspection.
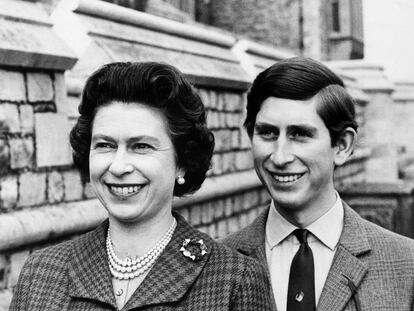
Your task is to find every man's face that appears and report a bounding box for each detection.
[251,97,338,222]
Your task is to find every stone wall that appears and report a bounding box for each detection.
[0,1,411,309]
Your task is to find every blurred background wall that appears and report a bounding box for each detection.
[0,0,414,308]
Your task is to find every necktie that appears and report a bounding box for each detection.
[287,229,315,311]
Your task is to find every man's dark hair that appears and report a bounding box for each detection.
[245,57,358,145]
[70,61,214,196]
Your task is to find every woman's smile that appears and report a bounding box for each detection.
[106,183,146,198]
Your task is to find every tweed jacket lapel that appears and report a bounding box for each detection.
[123,213,212,309]
[231,208,278,311]
[317,202,370,311]
[68,220,117,308]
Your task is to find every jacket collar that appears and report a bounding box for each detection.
[68,212,212,309]
[231,202,372,311]
[317,202,371,311]
[233,208,268,257]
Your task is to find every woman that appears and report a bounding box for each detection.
[10,62,272,310]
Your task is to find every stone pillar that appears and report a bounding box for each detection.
[0,0,76,306]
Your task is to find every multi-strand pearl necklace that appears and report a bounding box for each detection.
[106,218,177,280]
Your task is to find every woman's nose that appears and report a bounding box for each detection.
[108,149,134,176]
[269,139,295,167]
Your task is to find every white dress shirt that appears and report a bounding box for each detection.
[265,194,344,311]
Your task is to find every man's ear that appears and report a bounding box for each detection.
[334,127,357,166]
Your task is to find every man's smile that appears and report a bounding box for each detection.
[269,172,306,183]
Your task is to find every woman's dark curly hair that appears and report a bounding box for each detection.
[70,62,215,196]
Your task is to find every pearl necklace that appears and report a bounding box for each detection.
[107,218,177,280]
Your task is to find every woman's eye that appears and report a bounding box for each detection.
[132,143,154,152]
[94,142,114,150]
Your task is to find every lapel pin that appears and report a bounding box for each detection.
[180,238,208,261]
[295,291,304,302]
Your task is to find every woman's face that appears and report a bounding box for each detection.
[89,101,182,224]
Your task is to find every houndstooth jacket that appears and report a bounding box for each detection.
[10,212,273,311]
[222,203,414,311]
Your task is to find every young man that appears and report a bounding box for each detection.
[223,57,414,311]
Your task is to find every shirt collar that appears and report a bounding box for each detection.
[265,193,344,251]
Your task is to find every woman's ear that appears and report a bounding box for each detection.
[334,127,357,166]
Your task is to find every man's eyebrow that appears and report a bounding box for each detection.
[288,124,318,134]
[254,122,278,129]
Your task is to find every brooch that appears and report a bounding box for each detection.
[180,238,208,261]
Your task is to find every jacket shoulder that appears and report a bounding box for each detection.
[361,217,414,260]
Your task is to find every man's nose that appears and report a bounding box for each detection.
[269,138,295,167]
[108,148,134,176]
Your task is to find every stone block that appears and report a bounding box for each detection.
[190,204,202,226]
[209,91,218,110]
[213,199,224,219]
[0,289,12,311]
[224,197,234,217]
[226,113,241,128]
[65,95,81,118]
[201,202,214,224]
[0,139,9,175]
[217,112,226,128]
[220,152,233,174]
[227,216,240,234]
[216,219,227,238]
[18,172,47,207]
[0,175,18,211]
[9,250,29,287]
[216,93,225,111]
[214,130,232,152]
[54,73,68,114]
[48,171,64,204]
[0,70,25,102]
[206,110,219,129]
[231,130,240,149]
[0,104,19,134]
[9,137,34,169]
[235,150,254,171]
[210,153,222,176]
[240,130,251,149]
[27,73,54,103]
[35,113,73,167]
[19,105,34,134]
[224,93,242,112]
[62,170,83,201]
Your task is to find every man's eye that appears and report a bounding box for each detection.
[291,130,312,139]
[258,130,278,139]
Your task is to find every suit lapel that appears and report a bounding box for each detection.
[235,208,278,311]
[68,220,117,308]
[124,213,211,309]
[317,203,370,311]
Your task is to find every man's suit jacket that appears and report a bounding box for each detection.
[222,203,414,311]
[10,213,272,311]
